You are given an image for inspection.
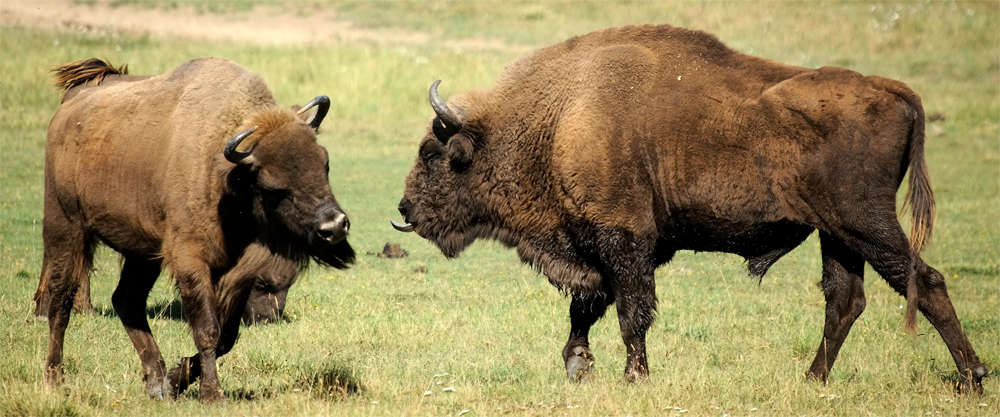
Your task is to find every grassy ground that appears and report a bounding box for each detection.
[1,1,998,416]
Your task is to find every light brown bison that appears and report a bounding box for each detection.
[393,25,987,392]
[39,57,355,402]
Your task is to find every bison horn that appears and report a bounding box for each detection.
[297,95,331,130]
[224,126,257,164]
[429,80,462,134]
[390,219,415,232]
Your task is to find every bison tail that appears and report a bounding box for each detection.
[903,95,932,336]
[52,58,128,91]
[877,77,934,336]
[896,86,935,255]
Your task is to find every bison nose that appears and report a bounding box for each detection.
[317,212,349,244]
[398,198,412,218]
[391,198,416,233]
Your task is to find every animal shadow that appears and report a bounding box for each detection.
[212,363,363,402]
[226,386,276,401]
[298,363,365,399]
[147,299,186,321]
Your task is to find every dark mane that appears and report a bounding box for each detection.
[52,58,129,91]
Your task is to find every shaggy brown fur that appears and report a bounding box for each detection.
[396,25,986,392]
[37,57,354,402]
[33,102,307,324]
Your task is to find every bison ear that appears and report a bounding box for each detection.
[446,135,474,171]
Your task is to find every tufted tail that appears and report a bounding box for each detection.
[52,58,128,91]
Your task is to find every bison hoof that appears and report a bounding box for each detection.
[167,359,194,398]
[623,368,649,383]
[199,383,225,403]
[565,346,594,381]
[145,373,172,400]
[43,366,63,387]
[804,369,829,384]
[973,365,989,380]
[958,365,988,395]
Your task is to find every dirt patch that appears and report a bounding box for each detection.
[0,0,520,51]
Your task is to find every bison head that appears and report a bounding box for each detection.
[240,254,299,324]
[223,96,355,269]
[392,81,487,257]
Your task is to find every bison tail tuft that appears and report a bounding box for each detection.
[888,80,935,255]
[52,58,129,91]
[903,152,935,254]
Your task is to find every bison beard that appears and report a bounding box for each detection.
[38,57,354,402]
[395,25,988,392]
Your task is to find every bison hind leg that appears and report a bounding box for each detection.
[910,261,988,394]
[33,262,94,318]
[71,273,95,314]
[806,232,866,383]
[41,221,96,387]
[33,263,52,318]
[824,206,986,393]
[112,256,169,399]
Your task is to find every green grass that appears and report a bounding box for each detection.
[2,2,998,416]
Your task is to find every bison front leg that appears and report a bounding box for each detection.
[167,291,250,400]
[168,244,285,400]
[172,261,224,403]
[563,291,615,380]
[614,273,657,382]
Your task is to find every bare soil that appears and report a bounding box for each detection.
[0,0,516,50]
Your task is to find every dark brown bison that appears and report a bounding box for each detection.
[35,247,298,325]
[39,57,355,402]
[239,255,300,324]
[393,25,987,392]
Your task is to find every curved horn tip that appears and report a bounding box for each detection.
[390,219,415,232]
[429,79,462,130]
[429,80,444,103]
[224,126,258,164]
[298,95,331,129]
[297,95,330,113]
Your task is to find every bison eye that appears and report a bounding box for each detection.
[421,149,440,164]
[255,175,291,200]
[419,142,443,165]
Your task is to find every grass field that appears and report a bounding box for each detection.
[0,1,997,416]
